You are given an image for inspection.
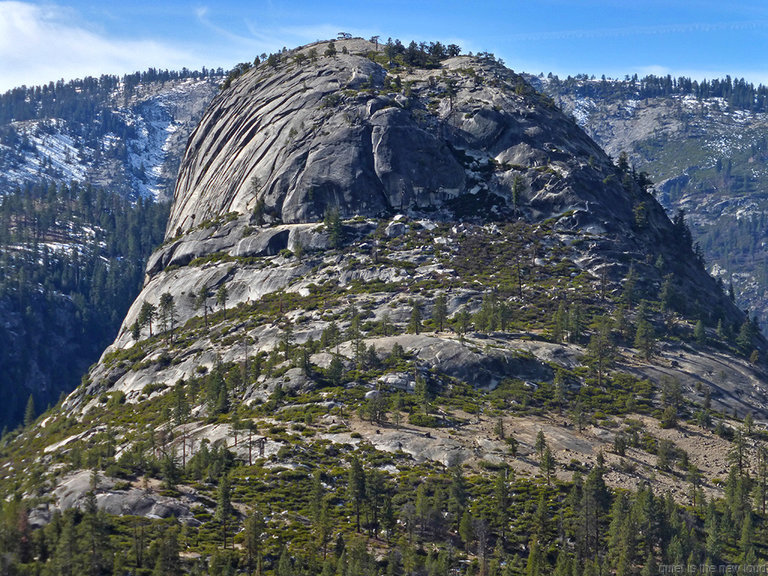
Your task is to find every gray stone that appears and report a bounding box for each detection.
[233,228,290,257]
[385,221,406,238]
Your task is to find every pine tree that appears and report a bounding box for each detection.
[407,301,422,334]
[553,550,571,576]
[739,511,755,564]
[687,465,703,508]
[216,284,229,317]
[348,457,366,532]
[541,447,556,484]
[659,274,675,314]
[525,537,543,576]
[279,322,295,362]
[459,509,474,552]
[717,318,727,340]
[493,468,510,540]
[737,318,757,355]
[622,264,637,310]
[82,485,111,576]
[152,525,181,576]
[640,552,657,576]
[215,475,233,549]
[586,316,614,386]
[328,354,344,387]
[554,369,567,414]
[532,492,549,538]
[244,509,265,575]
[454,305,472,338]
[138,300,156,337]
[53,512,79,576]
[324,207,343,248]
[277,547,292,576]
[366,469,386,537]
[694,319,706,345]
[567,303,584,343]
[316,499,333,558]
[23,394,35,427]
[634,301,655,359]
[494,417,505,439]
[580,464,610,558]
[433,292,448,332]
[448,463,467,528]
[704,499,720,561]
[131,320,141,341]
[744,412,754,435]
[414,373,430,415]
[535,430,547,461]
[300,343,313,376]
[194,285,210,326]
[159,291,176,340]
[506,433,519,457]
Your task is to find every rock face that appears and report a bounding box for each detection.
[169,41,633,236]
[71,38,759,421]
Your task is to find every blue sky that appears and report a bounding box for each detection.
[2,0,768,92]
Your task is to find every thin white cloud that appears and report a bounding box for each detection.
[0,1,194,92]
[194,8,347,56]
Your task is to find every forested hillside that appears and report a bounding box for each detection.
[543,73,768,111]
[0,67,223,428]
[0,180,168,427]
[0,68,222,200]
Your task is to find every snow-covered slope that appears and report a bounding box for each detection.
[0,76,221,201]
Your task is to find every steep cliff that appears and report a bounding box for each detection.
[169,41,628,232]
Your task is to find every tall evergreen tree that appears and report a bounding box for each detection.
[634,301,655,359]
[194,285,211,326]
[407,301,423,334]
[244,509,266,575]
[152,525,181,576]
[138,301,157,337]
[348,457,366,533]
[433,292,448,332]
[216,284,229,317]
[158,292,177,340]
[23,394,35,427]
[215,475,233,549]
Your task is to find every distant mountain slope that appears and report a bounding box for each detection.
[0,69,223,201]
[532,74,768,332]
[0,70,222,428]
